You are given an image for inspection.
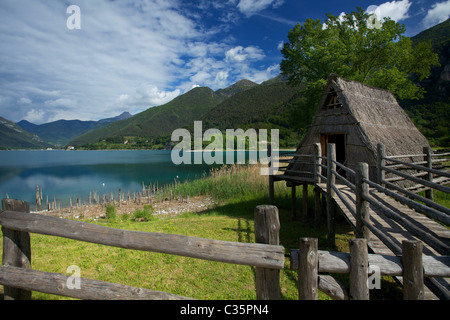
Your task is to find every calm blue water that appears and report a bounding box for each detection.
[0,149,274,210]
[0,150,219,209]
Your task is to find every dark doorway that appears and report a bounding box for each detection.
[321,134,346,177]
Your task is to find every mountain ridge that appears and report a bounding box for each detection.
[0,116,52,149]
[15,111,133,148]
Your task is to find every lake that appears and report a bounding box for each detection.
[0,149,274,210]
[0,150,219,210]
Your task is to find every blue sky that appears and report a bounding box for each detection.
[0,0,449,124]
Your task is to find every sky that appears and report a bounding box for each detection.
[0,0,449,124]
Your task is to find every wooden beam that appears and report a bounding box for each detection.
[0,210,285,270]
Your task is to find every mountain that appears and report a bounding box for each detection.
[214,79,258,100]
[16,120,38,132]
[70,86,222,146]
[401,18,450,147]
[96,112,133,125]
[69,76,303,149]
[201,80,301,131]
[410,18,450,104]
[16,111,133,148]
[0,116,51,149]
[28,119,98,147]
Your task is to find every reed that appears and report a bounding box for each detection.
[164,163,290,202]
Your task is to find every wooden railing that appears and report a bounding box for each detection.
[272,142,449,300]
[377,144,450,226]
[323,143,449,255]
[291,237,450,300]
[0,200,284,300]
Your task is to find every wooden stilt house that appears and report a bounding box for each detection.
[285,74,431,183]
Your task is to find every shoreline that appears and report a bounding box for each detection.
[33,194,217,220]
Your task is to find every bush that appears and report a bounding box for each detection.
[105,204,117,221]
[132,204,155,222]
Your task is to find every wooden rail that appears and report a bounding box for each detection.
[292,238,450,300]
[270,142,450,300]
[0,200,284,300]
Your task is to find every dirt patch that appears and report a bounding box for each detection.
[34,195,217,220]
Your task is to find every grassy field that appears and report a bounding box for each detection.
[0,163,404,300]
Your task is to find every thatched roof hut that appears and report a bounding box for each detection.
[287,74,431,182]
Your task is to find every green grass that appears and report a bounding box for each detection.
[0,163,407,300]
[417,189,450,209]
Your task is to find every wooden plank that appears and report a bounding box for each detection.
[0,265,192,300]
[0,210,284,270]
[318,275,348,300]
[315,183,450,257]
[382,165,450,194]
[314,183,449,299]
[290,249,450,277]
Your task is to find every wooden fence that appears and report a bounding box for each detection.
[291,237,450,300]
[377,144,450,225]
[0,200,284,300]
[272,142,450,299]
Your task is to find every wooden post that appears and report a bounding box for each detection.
[254,205,280,300]
[268,143,274,205]
[35,186,41,211]
[326,143,336,248]
[403,240,424,300]
[355,163,370,240]
[1,199,32,300]
[314,186,321,229]
[302,183,308,222]
[291,184,296,220]
[314,143,322,228]
[423,147,433,201]
[298,238,318,300]
[377,143,385,185]
[314,143,322,183]
[349,238,369,300]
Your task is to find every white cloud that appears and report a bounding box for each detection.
[0,0,280,123]
[19,98,31,105]
[115,85,181,111]
[214,71,229,88]
[225,46,265,63]
[367,0,412,22]
[24,109,46,123]
[423,0,450,28]
[326,1,412,30]
[247,64,280,84]
[277,41,284,51]
[44,98,76,108]
[237,0,284,16]
[191,71,212,84]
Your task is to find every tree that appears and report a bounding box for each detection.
[280,7,440,130]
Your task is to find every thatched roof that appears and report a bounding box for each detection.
[286,74,430,182]
[330,75,430,157]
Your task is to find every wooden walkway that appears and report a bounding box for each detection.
[316,183,450,299]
